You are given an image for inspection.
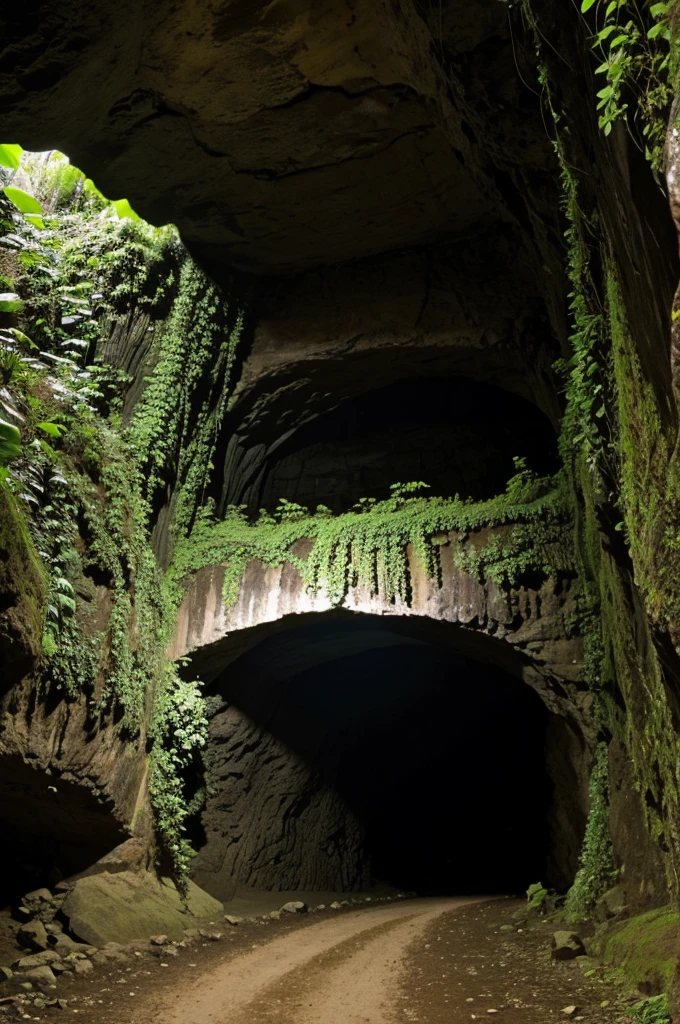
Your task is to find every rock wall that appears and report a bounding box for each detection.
[0,0,679,953]
[169,535,585,721]
[192,703,368,898]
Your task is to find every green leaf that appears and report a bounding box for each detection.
[23,213,45,230]
[112,198,140,221]
[37,421,66,438]
[0,144,22,170]
[0,440,21,463]
[581,0,598,11]
[3,186,43,216]
[0,419,21,445]
[56,593,76,613]
[0,292,24,313]
[594,24,620,41]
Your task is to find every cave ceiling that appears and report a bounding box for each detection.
[0,0,557,276]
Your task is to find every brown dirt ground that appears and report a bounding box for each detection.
[0,898,651,1023]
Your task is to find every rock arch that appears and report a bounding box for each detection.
[170,536,586,722]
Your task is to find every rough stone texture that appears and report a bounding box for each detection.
[0,0,507,274]
[0,753,131,896]
[191,705,368,900]
[544,717,590,892]
[20,965,56,986]
[0,0,675,941]
[61,871,223,946]
[17,921,49,952]
[218,243,561,511]
[72,838,152,879]
[169,537,585,722]
[0,496,152,896]
[607,735,668,913]
[253,376,558,515]
[0,683,149,891]
[551,931,586,961]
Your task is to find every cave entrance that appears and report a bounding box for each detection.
[190,615,582,901]
[0,756,126,906]
[227,374,560,516]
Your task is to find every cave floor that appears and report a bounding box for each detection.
[0,898,639,1023]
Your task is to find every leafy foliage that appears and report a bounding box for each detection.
[564,742,617,919]
[0,145,228,886]
[627,995,671,1024]
[579,0,676,167]
[127,259,243,540]
[165,467,572,618]
[149,660,208,890]
[526,882,549,913]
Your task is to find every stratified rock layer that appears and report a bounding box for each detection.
[192,705,368,899]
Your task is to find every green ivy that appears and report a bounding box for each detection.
[148,660,208,891]
[165,468,573,620]
[564,742,618,919]
[127,259,244,542]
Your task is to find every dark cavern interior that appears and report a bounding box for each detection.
[3,0,680,1021]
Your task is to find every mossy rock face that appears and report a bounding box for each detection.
[61,870,224,946]
[597,906,679,996]
[0,488,47,685]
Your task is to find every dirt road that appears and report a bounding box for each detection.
[149,897,479,1024]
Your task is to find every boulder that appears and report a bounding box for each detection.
[61,871,223,946]
[17,921,49,951]
[551,932,586,961]
[280,901,308,915]
[21,966,56,986]
[48,935,97,957]
[76,838,151,879]
[595,885,628,923]
[14,951,60,971]
[51,962,74,974]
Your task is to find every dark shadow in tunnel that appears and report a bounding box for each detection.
[0,756,126,905]
[201,617,554,897]
[253,375,559,515]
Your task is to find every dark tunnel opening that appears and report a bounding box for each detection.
[191,617,564,900]
[0,757,127,905]
[252,375,560,514]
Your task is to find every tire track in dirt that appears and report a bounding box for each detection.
[149,897,482,1024]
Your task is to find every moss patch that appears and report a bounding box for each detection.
[598,906,679,996]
